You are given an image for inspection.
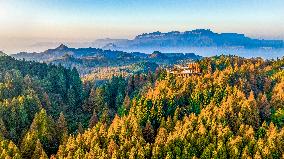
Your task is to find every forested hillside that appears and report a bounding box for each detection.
[0,55,284,158]
[12,45,201,76]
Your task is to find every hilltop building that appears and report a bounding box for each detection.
[167,62,201,77]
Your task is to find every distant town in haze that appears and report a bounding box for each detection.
[0,1,284,159]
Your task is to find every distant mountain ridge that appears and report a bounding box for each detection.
[13,44,138,62]
[26,29,284,59]
[100,29,284,49]
[94,29,284,59]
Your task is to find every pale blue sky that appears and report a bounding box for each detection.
[0,0,284,52]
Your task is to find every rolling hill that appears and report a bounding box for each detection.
[12,45,202,75]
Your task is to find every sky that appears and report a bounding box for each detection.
[0,0,284,53]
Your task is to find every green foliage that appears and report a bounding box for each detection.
[272,109,284,127]
[21,109,58,158]
[1,55,284,158]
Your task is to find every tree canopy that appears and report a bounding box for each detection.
[0,55,284,158]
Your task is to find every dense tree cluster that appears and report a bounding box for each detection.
[0,55,284,158]
[83,62,159,81]
[0,56,83,158]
